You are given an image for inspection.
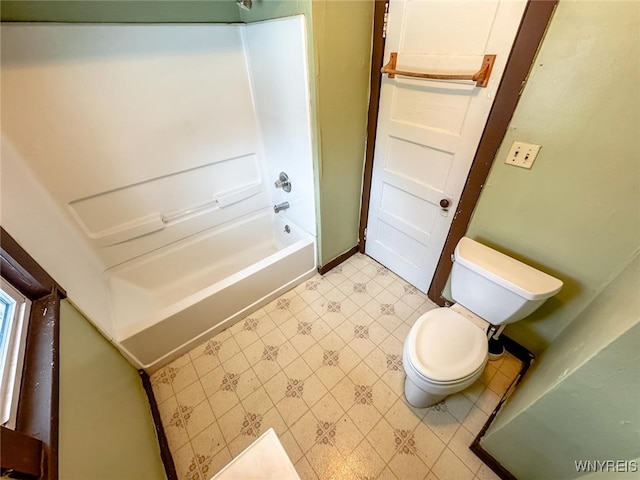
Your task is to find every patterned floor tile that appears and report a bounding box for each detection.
[294,456,319,480]
[175,382,216,439]
[347,399,383,436]
[158,396,190,452]
[368,417,406,463]
[150,367,175,402]
[215,402,247,444]
[278,429,304,464]
[190,421,226,466]
[461,405,490,434]
[259,405,288,437]
[172,442,198,480]
[241,386,275,417]
[155,253,524,480]
[448,425,483,474]
[378,466,401,480]
[298,373,329,409]
[387,447,430,480]
[201,366,241,420]
[282,356,313,380]
[309,392,345,426]
[479,361,498,386]
[204,448,234,480]
[431,448,475,480]
[190,347,222,378]
[475,463,502,480]
[499,353,523,378]
[231,309,277,349]
[347,361,379,386]
[163,354,199,394]
[475,387,501,415]
[385,397,424,432]
[423,405,461,444]
[343,438,387,479]
[331,414,364,457]
[274,392,310,427]
[331,375,358,412]
[444,393,475,424]
[412,421,447,469]
[305,441,347,480]
[289,410,321,454]
[487,370,514,397]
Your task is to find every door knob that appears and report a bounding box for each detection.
[439,199,450,210]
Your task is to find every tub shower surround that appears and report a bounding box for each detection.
[152,254,521,480]
[1,17,316,370]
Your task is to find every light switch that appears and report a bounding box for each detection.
[505,141,541,169]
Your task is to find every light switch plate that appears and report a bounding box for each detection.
[505,141,541,169]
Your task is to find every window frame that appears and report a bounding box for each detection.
[0,277,32,428]
[0,227,65,480]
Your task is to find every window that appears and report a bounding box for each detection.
[0,278,31,428]
[0,227,64,479]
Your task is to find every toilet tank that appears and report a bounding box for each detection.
[451,237,563,326]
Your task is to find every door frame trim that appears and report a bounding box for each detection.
[358,0,558,304]
[359,0,388,253]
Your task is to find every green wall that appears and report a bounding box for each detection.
[59,301,165,479]
[480,254,640,478]
[1,0,375,268]
[466,0,640,353]
[473,4,640,474]
[312,1,373,264]
[1,1,240,23]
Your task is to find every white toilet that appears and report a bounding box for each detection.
[403,237,563,408]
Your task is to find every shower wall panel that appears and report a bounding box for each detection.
[2,23,266,267]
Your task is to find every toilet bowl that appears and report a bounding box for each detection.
[401,237,563,408]
[403,306,489,407]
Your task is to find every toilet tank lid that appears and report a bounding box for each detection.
[454,237,563,301]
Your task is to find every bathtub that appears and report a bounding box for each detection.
[107,211,316,371]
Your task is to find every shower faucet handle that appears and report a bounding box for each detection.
[274,172,292,193]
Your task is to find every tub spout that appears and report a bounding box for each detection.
[274,202,290,213]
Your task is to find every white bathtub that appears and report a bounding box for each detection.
[107,211,316,371]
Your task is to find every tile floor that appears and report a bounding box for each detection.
[151,253,522,480]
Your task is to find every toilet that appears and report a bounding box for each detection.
[403,237,563,408]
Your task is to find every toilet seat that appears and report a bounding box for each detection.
[405,308,488,383]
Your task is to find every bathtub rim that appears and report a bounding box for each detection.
[106,210,311,339]
[114,235,313,340]
[117,261,316,372]
[107,212,316,372]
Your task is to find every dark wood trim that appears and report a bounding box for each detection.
[358,0,388,253]
[0,228,63,299]
[470,442,518,480]
[318,245,359,275]
[428,0,558,304]
[1,426,43,479]
[16,294,62,480]
[139,370,178,480]
[469,336,535,480]
[0,228,65,480]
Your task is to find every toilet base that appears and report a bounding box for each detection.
[404,376,447,408]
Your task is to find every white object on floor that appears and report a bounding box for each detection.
[211,428,301,480]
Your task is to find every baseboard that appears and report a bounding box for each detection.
[470,336,535,480]
[317,245,359,275]
[139,370,178,480]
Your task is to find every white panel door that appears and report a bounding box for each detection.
[365,0,527,292]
